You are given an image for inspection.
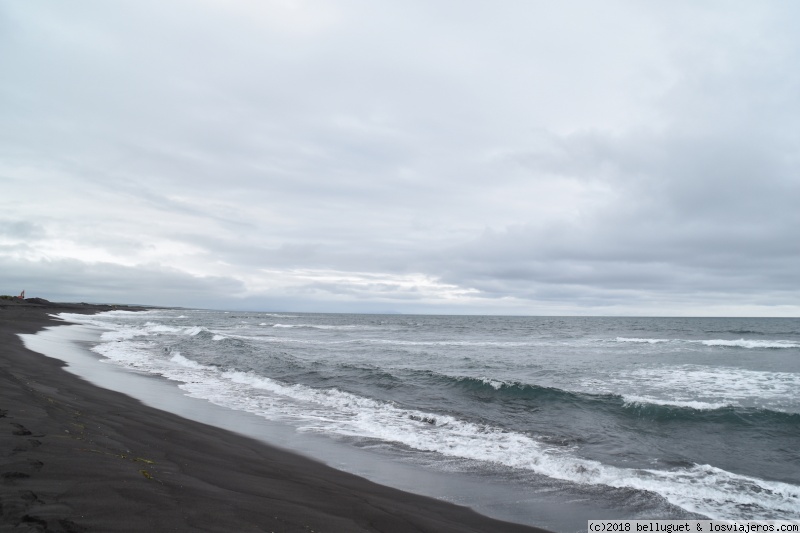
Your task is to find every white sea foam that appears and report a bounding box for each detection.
[99,327,143,342]
[55,312,210,341]
[144,322,183,333]
[701,339,800,349]
[614,337,800,349]
[92,339,155,370]
[169,352,215,370]
[583,365,800,413]
[272,323,361,330]
[621,395,733,411]
[255,337,533,347]
[616,337,670,344]
[360,339,535,347]
[477,377,507,390]
[56,310,160,326]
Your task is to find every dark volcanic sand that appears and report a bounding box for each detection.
[0,301,549,532]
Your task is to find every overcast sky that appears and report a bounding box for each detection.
[2,1,799,315]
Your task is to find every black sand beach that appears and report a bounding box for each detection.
[0,300,548,532]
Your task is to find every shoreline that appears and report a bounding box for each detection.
[1,302,549,532]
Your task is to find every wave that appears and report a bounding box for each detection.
[619,399,800,425]
[615,337,800,349]
[584,364,800,416]
[359,339,535,347]
[176,368,800,520]
[705,329,800,336]
[621,395,731,411]
[616,337,671,344]
[445,374,592,402]
[271,323,363,330]
[169,351,215,370]
[410,372,800,426]
[55,313,223,342]
[71,311,799,421]
[257,362,797,426]
[700,339,800,349]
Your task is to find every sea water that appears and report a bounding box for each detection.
[48,311,800,529]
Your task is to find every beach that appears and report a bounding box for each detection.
[0,301,547,532]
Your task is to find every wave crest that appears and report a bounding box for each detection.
[614,337,799,349]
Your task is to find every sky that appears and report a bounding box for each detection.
[1,0,799,316]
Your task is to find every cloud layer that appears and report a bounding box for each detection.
[2,1,798,315]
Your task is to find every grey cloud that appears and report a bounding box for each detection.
[0,256,245,308]
[2,1,799,315]
[0,220,45,240]
[430,116,800,307]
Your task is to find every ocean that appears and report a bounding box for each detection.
[45,310,800,530]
